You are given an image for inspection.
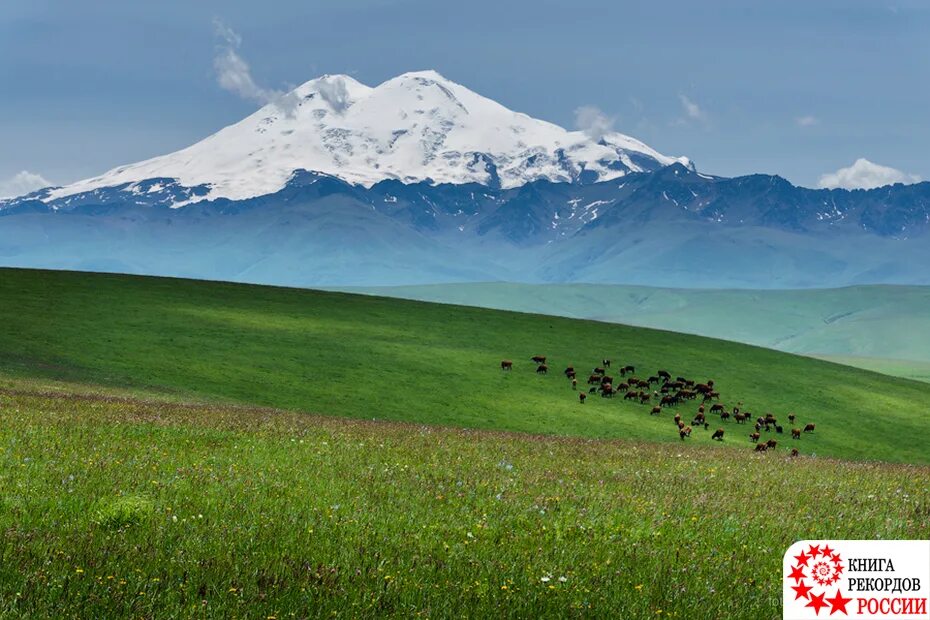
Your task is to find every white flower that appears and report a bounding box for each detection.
[559,576,567,583]
[540,576,551,583]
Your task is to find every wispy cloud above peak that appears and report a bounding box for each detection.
[573,105,615,141]
[212,19,298,117]
[796,115,819,127]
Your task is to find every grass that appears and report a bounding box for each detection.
[1,268,928,464]
[0,385,927,619]
[344,281,930,382]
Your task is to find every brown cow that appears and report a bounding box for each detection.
[579,392,586,404]
[734,413,748,424]
[791,428,801,439]
[536,364,548,374]
[500,360,513,371]
[711,428,725,441]
[593,367,606,375]
[624,390,639,401]
[639,393,651,404]
[720,411,731,422]
[766,439,778,450]
[571,379,577,390]
[673,413,682,425]
[563,365,575,377]
[532,355,547,364]
[692,412,706,425]
[788,414,796,424]
[623,365,635,374]
[587,374,601,385]
[650,405,662,415]
[677,421,686,430]
[679,426,692,440]
[790,448,799,457]
[749,432,760,443]
[657,370,671,380]
[804,423,816,433]
[755,443,767,452]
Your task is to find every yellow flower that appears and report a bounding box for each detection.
[635,584,643,590]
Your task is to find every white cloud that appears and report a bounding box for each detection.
[678,95,706,122]
[796,115,819,127]
[818,158,921,190]
[0,170,52,198]
[573,105,615,141]
[213,19,299,117]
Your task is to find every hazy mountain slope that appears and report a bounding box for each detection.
[342,282,930,378]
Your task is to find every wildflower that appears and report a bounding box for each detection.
[540,576,551,583]
[559,576,567,583]
[635,584,644,591]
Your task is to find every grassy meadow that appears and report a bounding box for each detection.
[0,386,927,619]
[0,268,927,464]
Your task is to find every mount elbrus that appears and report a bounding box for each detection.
[2,71,929,288]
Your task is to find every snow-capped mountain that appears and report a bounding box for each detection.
[43,70,690,205]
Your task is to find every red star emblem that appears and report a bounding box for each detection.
[821,545,834,557]
[794,550,812,567]
[830,553,842,565]
[808,544,822,557]
[806,591,829,615]
[791,581,813,600]
[787,565,807,584]
[825,589,852,616]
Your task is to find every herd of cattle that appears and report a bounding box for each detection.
[501,356,817,456]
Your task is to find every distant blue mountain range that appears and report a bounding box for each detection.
[2,163,929,288]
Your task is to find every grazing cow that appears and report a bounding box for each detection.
[588,387,598,394]
[587,374,601,385]
[791,428,801,440]
[749,432,760,443]
[756,416,766,427]
[710,403,725,414]
[766,439,777,450]
[698,405,705,414]
[677,421,685,430]
[657,370,671,380]
[734,413,747,424]
[532,355,547,365]
[660,395,678,407]
[673,413,682,425]
[566,370,576,380]
[639,393,651,404]
[775,425,783,434]
[676,376,688,384]
[790,448,799,457]
[571,379,577,390]
[755,443,767,452]
[788,414,796,424]
[692,413,706,425]
[602,359,611,368]
[711,428,725,441]
[579,392,586,404]
[647,375,660,385]
[536,364,548,374]
[563,365,575,376]
[617,382,630,392]
[600,375,614,386]
[764,414,777,425]
[679,426,692,440]
[600,384,614,398]
[720,411,731,422]
[804,423,815,433]
[624,390,639,401]
[619,367,628,377]
[500,360,513,371]
[650,405,662,415]
[623,365,635,375]
[593,367,606,375]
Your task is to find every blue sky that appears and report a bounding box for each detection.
[1,0,927,193]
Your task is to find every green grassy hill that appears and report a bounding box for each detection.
[1,268,927,464]
[345,282,930,381]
